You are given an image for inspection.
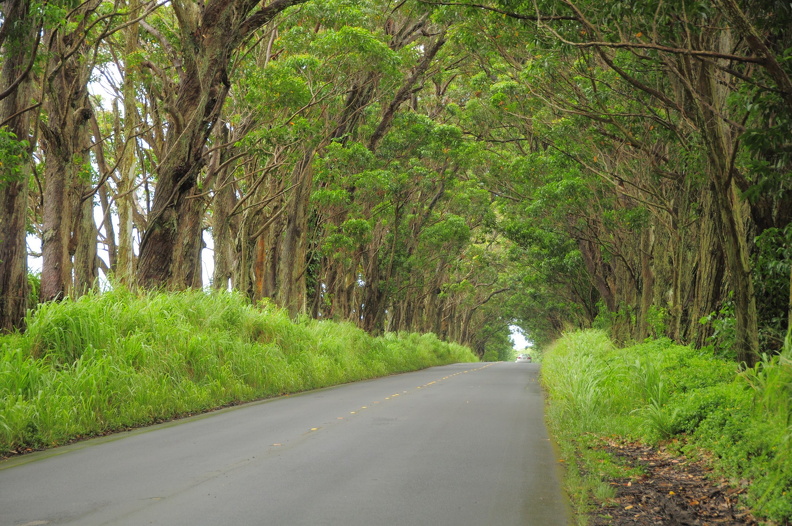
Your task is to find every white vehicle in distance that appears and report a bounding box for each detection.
[515,354,532,363]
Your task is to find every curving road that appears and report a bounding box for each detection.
[0,362,570,526]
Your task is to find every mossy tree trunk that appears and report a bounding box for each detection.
[0,0,38,331]
[40,2,101,302]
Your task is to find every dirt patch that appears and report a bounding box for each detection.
[588,441,758,525]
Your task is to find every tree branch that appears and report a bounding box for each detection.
[419,1,578,21]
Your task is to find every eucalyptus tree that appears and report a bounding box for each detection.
[0,0,42,331]
[39,0,108,301]
[497,48,713,344]
[215,0,455,318]
[216,10,404,310]
[533,0,791,362]
[134,0,310,289]
[78,0,157,287]
[432,0,792,362]
[101,0,145,283]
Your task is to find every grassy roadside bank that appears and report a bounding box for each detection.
[0,288,477,456]
[540,330,792,525]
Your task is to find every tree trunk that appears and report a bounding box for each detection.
[690,186,726,347]
[276,150,315,316]
[40,15,97,301]
[73,192,99,295]
[670,224,685,342]
[211,164,237,291]
[637,226,655,339]
[170,188,206,289]
[714,175,759,364]
[137,0,308,289]
[135,74,225,289]
[115,0,141,284]
[0,0,36,331]
[577,237,617,312]
[691,50,760,364]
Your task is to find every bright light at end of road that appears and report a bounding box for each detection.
[510,325,530,350]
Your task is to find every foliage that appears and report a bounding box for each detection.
[0,288,476,455]
[753,225,792,352]
[480,329,513,362]
[27,274,41,312]
[699,300,738,360]
[0,127,29,187]
[542,330,792,523]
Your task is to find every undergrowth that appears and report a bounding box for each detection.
[541,329,792,524]
[0,287,477,455]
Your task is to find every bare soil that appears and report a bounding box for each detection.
[588,440,758,526]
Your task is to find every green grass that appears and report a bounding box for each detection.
[541,329,792,524]
[0,287,477,455]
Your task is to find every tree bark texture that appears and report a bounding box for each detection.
[0,0,37,332]
[39,6,99,302]
[210,162,238,290]
[689,185,726,347]
[275,150,315,316]
[73,193,99,294]
[686,40,760,364]
[637,226,655,339]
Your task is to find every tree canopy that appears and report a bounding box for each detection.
[0,0,789,360]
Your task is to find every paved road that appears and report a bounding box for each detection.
[0,362,570,526]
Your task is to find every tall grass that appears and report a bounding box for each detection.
[541,329,792,523]
[0,288,476,455]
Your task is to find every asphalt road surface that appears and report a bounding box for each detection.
[0,362,570,526]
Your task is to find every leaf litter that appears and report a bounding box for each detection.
[588,440,758,526]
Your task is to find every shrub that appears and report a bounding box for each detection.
[541,330,792,523]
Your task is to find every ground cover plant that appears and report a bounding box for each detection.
[0,288,477,456]
[541,330,792,524]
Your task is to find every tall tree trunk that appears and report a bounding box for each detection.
[40,13,97,301]
[135,74,226,288]
[115,0,141,284]
[73,192,99,294]
[713,174,759,364]
[691,186,726,347]
[211,164,237,290]
[691,52,760,364]
[361,206,401,333]
[88,108,117,281]
[241,168,286,302]
[670,224,684,341]
[0,0,38,331]
[577,237,617,312]
[235,220,255,299]
[170,189,206,288]
[276,150,315,316]
[637,226,655,339]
